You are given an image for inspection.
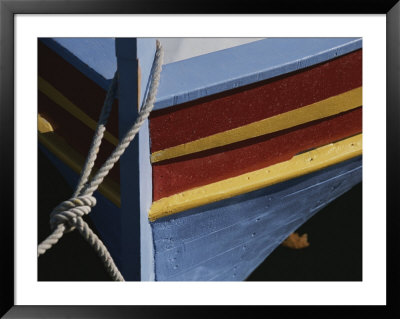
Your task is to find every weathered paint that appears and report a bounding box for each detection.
[154,38,362,110]
[150,156,362,281]
[151,87,362,163]
[150,49,362,152]
[152,109,362,201]
[149,134,362,220]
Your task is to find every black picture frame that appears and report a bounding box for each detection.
[1,0,399,318]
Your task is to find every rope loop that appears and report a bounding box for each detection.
[49,195,97,232]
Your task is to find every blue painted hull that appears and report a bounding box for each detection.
[40,141,361,281]
[151,156,362,281]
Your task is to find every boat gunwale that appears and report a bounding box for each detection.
[41,37,362,112]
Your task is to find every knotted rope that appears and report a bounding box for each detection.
[38,40,164,281]
[49,195,97,232]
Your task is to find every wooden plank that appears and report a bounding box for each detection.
[115,38,141,280]
[152,108,362,200]
[115,38,158,281]
[149,134,362,220]
[42,38,362,113]
[151,87,362,163]
[154,38,362,110]
[137,38,157,281]
[150,49,362,153]
[150,156,362,281]
[152,156,362,251]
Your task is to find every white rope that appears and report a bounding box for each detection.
[38,40,164,282]
[73,74,118,198]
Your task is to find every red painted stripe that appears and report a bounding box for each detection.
[150,49,362,153]
[39,91,120,183]
[38,40,119,138]
[152,107,362,200]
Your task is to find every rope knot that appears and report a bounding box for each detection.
[49,195,97,232]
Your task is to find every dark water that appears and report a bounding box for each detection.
[38,148,362,281]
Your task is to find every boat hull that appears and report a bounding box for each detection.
[151,156,361,281]
[38,37,363,281]
[40,141,361,281]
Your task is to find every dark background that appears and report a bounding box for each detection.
[38,148,362,281]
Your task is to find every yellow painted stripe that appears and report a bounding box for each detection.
[151,87,362,163]
[149,134,362,221]
[38,132,121,207]
[38,76,119,146]
[38,114,54,133]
